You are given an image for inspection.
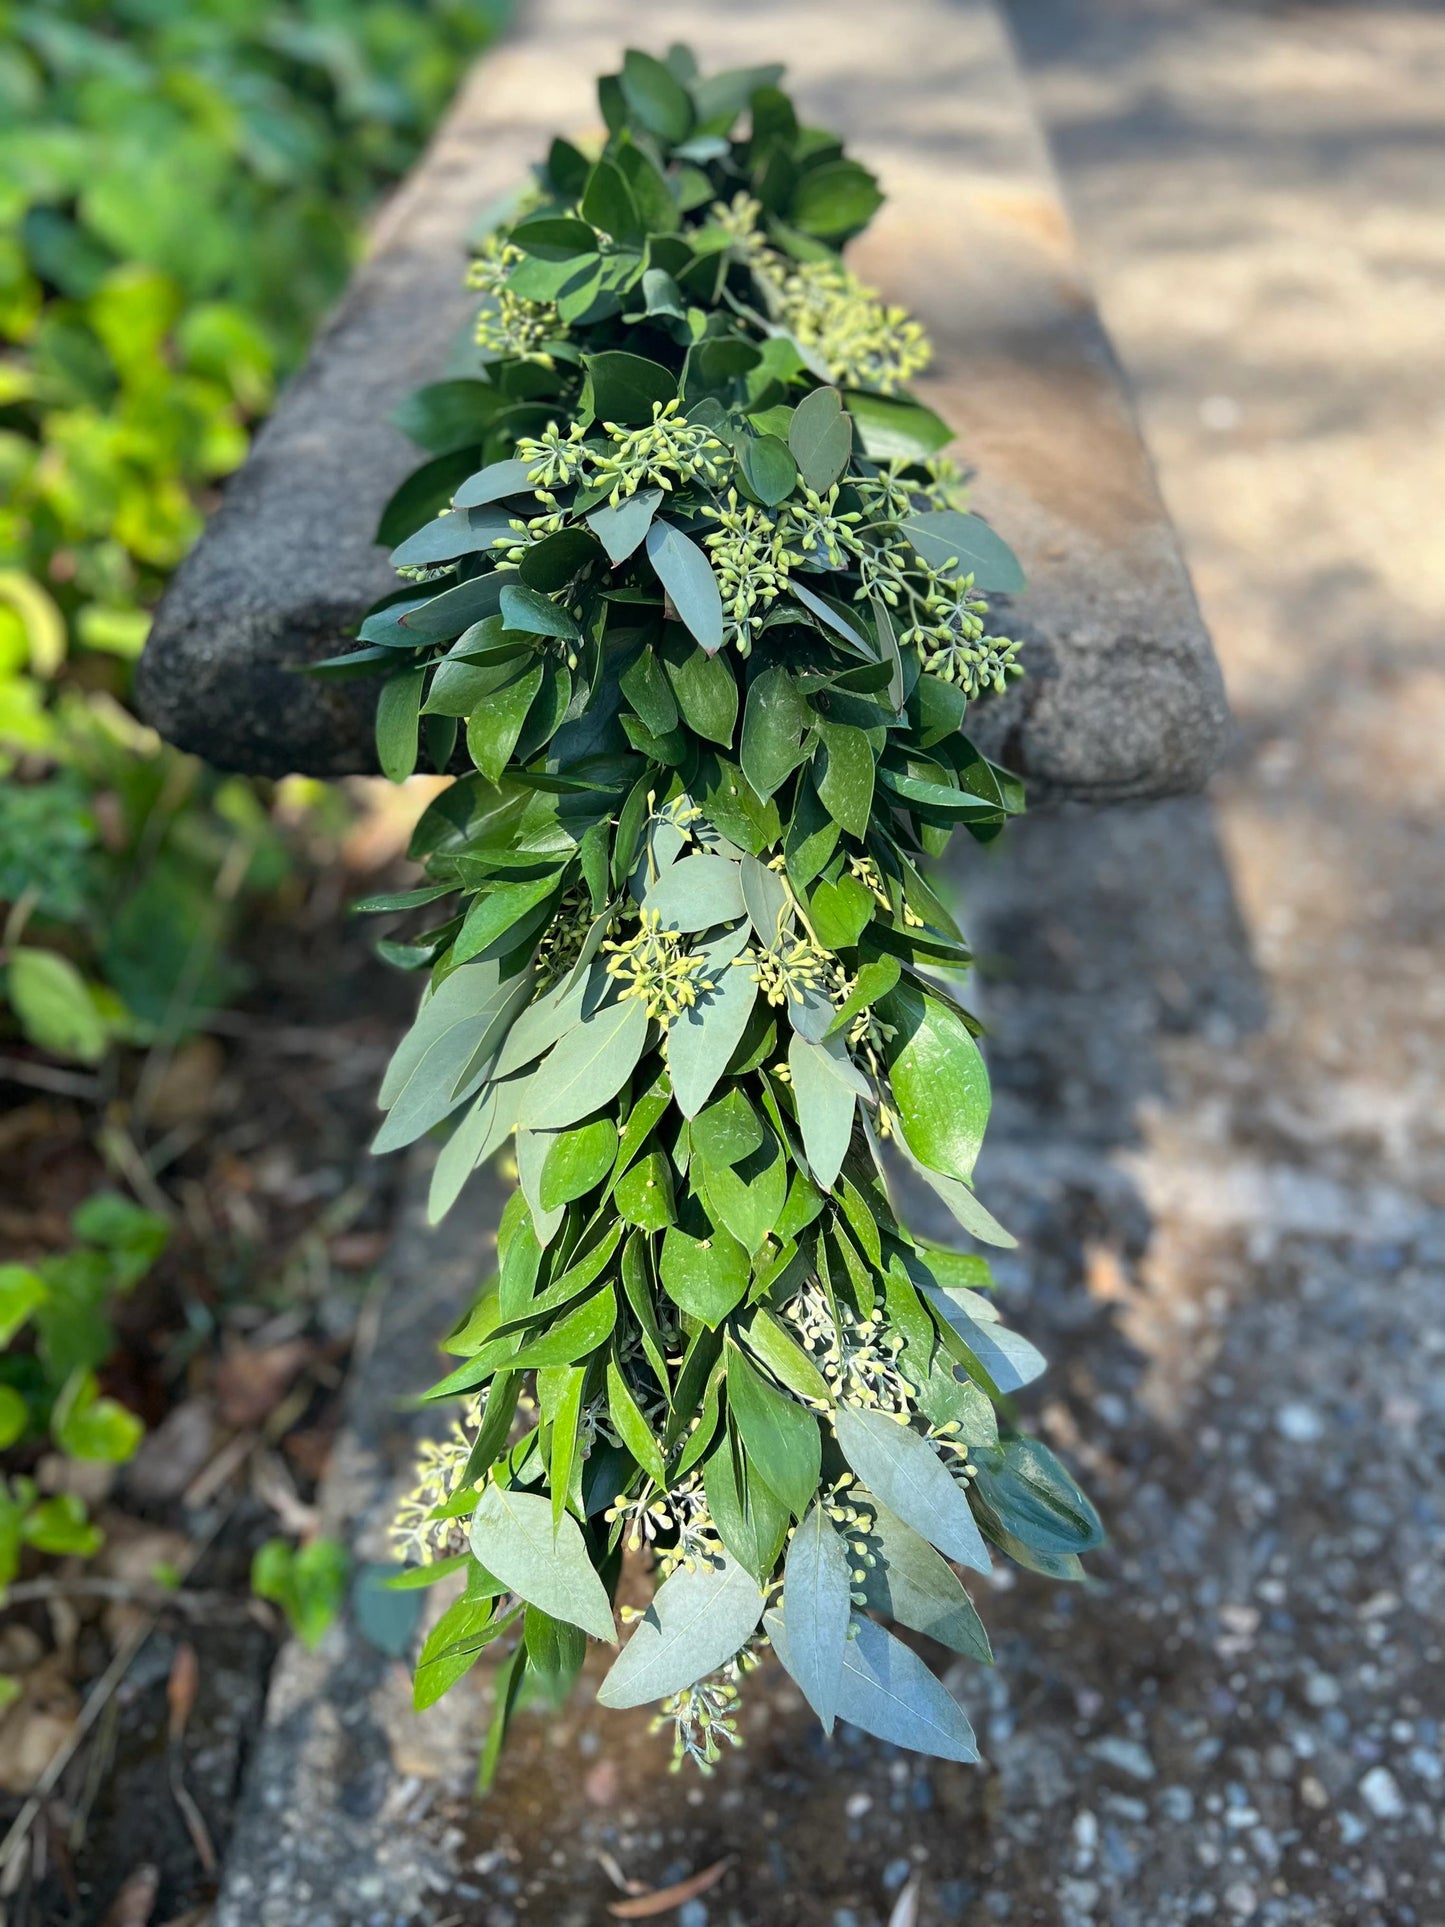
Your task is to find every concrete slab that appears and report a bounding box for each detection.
[138,0,1227,800]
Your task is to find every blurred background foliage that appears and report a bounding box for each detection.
[0,0,506,1591]
[0,0,505,1067]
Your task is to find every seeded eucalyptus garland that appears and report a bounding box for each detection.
[340,47,1104,1778]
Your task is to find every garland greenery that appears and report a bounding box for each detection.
[337,46,1103,1779]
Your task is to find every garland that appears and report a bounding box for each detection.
[333,47,1103,1778]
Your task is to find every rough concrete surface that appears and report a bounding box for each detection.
[213,4,1444,1924]
[137,0,1225,801]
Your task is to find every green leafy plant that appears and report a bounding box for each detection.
[251,1535,351,1650]
[0,1191,168,1591]
[0,0,509,1062]
[352,47,1103,1774]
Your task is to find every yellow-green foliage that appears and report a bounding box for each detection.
[0,0,506,1058]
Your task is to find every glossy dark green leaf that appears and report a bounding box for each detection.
[614,1149,676,1231]
[605,1355,667,1487]
[503,1283,616,1376]
[587,349,675,425]
[498,583,580,642]
[740,667,813,800]
[809,872,874,950]
[539,1117,618,1211]
[662,639,738,746]
[376,666,426,783]
[843,391,952,462]
[814,721,874,837]
[702,1423,790,1580]
[393,379,504,455]
[725,1345,820,1517]
[619,48,695,145]
[465,663,543,783]
[580,159,642,245]
[880,983,991,1184]
[453,869,559,965]
[790,160,883,239]
[659,1223,749,1327]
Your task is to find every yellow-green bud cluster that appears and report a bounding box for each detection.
[469,236,561,358]
[651,1675,744,1775]
[603,909,716,1022]
[703,489,797,652]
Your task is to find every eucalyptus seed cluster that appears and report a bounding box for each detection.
[703,490,795,654]
[749,933,833,1010]
[532,887,596,991]
[603,909,718,1021]
[516,400,728,508]
[390,1400,480,1564]
[784,1278,914,1417]
[711,193,930,394]
[653,1672,745,1774]
[468,234,560,358]
[607,1470,722,1577]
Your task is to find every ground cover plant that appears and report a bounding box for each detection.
[1,0,504,1608]
[0,0,504,1067]
[353,45,1105,1777]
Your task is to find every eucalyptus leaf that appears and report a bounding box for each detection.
[521,994,649,1131]
[666,931,757,1118]
[597,1557,764,1709]
[788,386,852,492]
[469,1485,616,1642]
[780,1503,852,1732]
[788,1032,858,1192]
[834,1406,990,1575]
[645,520,724,654]
[767,1610,979,1762]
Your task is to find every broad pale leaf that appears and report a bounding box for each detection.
[834,1406,990,1574]
[521,993,648,1130]
[597,1557,764,1709]
[645,521,724,654]
[666,932,757,1118]
[780,1503,852,1732]
[861,1501,992,1663]
[643,852,745,932]
[788,1032,858,1192]
[470,1485,615,1641]
[767,1610,979,1763]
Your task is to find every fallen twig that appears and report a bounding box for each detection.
[0,1475,245,1881]
[606,1857,734,1919]
[0,1577,251,1620]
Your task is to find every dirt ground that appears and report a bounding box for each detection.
[15,4,1443,1923]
